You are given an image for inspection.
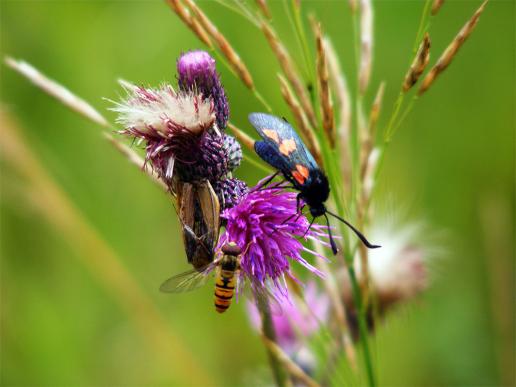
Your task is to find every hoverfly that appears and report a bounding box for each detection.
[248,112,380,254]
[176,180,220,271]
[160,242,281,314]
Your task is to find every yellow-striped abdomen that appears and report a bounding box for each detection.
[214,269,236,313]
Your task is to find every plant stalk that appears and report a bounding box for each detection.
[257,297,289,387]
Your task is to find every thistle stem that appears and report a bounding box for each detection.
[257,297,288,387]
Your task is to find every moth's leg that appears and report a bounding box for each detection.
[257,170,280,190]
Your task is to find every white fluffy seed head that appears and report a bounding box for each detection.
[367,221,428,300]
[112,85,215,135]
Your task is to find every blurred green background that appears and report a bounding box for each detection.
[1,0,514,386]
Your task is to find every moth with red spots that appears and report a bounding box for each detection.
[249,112,380,254]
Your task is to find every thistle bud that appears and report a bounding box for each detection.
[175,131,230,182]
[177,50,229,129]
[212,178,248,210]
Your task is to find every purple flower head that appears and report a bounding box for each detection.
[247,281,330,355]
[112,85,217,181]
[219,183,331,299]
[177,50,229,130]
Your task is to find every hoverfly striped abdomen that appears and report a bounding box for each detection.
[213,242,241,313]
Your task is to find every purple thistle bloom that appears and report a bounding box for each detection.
[177,50,229,130]
[218,184,330,299]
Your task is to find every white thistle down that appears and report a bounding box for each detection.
[112,85,215,135]
[340,216,429,309]
[366,220,428,301]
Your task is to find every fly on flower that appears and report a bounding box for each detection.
[160,242,282,314]
[176,180,220,271]
[248,112,380,254]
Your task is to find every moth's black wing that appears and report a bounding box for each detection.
[254,141,291,172]
[249,113,319,187]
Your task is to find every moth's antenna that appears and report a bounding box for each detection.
[326,210,381,249]
[324,213,339,255]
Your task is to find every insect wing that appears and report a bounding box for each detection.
[249,113,319,187]
[159,262,217,293]
[196,180,220,243]
[177,181,220,270]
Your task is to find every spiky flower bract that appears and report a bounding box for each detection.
[212,177,248,210]
[218,184,329,299]
[177,50,229,129]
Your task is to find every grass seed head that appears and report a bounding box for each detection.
[359,0,374,95]
[315,23,336,148]
[431,0,445,15]
[261,21,317,128]
[419,0,488,95]
[278,74,323,166]
[183,0,254,89]
[403,33,431,92]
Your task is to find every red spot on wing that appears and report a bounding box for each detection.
[292,164,309,184]
[279,138,297,156]
[262,129,280,143]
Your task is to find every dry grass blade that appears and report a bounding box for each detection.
[5,58,166,191]
[228,122,255,151]
[315,23,336,148]
[368,81,385,138]
[5,57,108,127]
[324,38,352,186]
[182,0,254,89]
[349,0,357,13]
[103,132,168,192]
[261,336,321,387]
[165,0,213,48]
[360,82,384,181]
[0,108,213,386]
[419,0,488,95]
[261,21,317,128]
[403,33,431,92]
[431,0,445,15]
[278,74,323,167]
[255,0,271,19]
[362,147,379,204]
[358,0,373,95]
[324,38,352,141]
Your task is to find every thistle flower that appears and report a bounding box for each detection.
[247,281,330,355]
[112,85,216,181]
[177,50,229,129]
[218,185,329,299]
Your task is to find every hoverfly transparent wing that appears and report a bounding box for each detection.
[196,180,220,237]
[160,261,218,293]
